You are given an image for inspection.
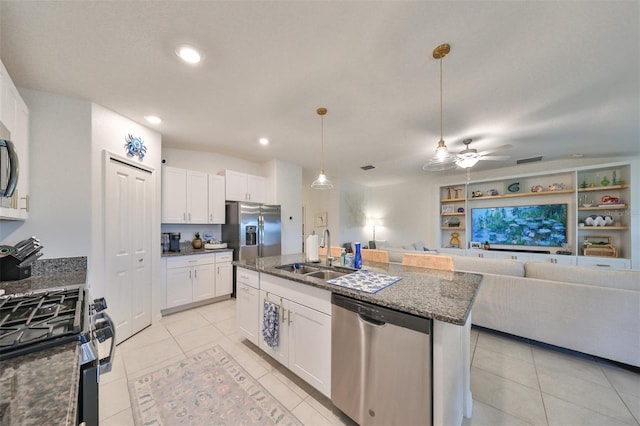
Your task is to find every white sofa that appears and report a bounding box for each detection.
[447,255,640,367]
[373,240,438,263]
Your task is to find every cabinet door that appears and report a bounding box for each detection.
[161,166,187,223]
[215,261,233,296]
[287,300,332,397]
[259,290,289,366]
[208,174,226,223]
[247,174,266,203]
[224,170,248,201]
[192,263,216,301]
[187,170,208,223]
[237,282,260,345]
[166,266,192,308]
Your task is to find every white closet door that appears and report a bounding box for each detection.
[105,156,153,343]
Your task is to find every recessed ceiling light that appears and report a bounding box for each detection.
[144,115,162,124]
[176,45,201,64]
[259,138,269,146]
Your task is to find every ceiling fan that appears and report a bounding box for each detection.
[455,139,511,168]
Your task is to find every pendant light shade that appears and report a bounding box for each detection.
[423,44,458,171]
[311,107,333,190]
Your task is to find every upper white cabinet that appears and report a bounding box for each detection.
[208,174,225,224]
[220,169,267,203]
[161,166,225,224]
[0,59,30,221]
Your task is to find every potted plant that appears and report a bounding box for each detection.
[192,232,203,249]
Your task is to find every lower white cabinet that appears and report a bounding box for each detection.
[165,252,233,309]
[237,268,261,345]
[576,256,630,269]
[258,274,332,397]
[214,251,233,297]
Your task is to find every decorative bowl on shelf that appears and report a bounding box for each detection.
[582,204,593,208]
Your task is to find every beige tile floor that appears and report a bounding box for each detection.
[100,299,640,426]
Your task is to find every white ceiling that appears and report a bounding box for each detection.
[1,1,638,187]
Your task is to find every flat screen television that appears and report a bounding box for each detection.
[471,204,567,247]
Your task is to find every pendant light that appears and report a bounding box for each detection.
[423,43,458,171]
[311,107,334,189]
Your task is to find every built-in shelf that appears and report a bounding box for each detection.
[467,188,574,201]
[578,184,629,192]
[440,197,466,203]
[441,213,465,216]
[441,227,465,230]
[579,226,629,230]
[578,205,627,211]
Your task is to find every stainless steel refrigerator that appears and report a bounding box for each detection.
[222,202,281,294]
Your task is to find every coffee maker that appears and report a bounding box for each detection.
[169,232,181,252]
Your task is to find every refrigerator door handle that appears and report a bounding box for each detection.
[258,214,263,257]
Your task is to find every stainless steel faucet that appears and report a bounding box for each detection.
[321,228,334,266]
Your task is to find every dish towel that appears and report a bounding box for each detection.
[262,300,279,348]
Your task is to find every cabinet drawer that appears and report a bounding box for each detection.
[215,252,233,263]
[166,254,215,269]
[576,256,630,269]
[237,267,259,289]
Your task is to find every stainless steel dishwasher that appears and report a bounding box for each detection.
[331,293,432,426]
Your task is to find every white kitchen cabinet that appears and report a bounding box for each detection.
[0,59,29,221]
[258,274,332,397]
[236,267,260,345]
[165,254,215,308]
[214,251,233,296]
[161,166,208,223]
[187,170,208,223]
[220,169,267,203]
[287,299,332,397]
[208,174,225,224]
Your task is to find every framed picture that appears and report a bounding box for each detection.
[441,204,454,214]
[470,241,482,249]
[314,211,328,227]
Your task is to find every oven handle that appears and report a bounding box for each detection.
[96,312,116,374]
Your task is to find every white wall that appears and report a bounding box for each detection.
[1,89,93,257]
[270,159,303,254]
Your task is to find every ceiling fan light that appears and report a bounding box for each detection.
[456,156,480,168]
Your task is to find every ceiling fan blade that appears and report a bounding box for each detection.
[480,155,510,161]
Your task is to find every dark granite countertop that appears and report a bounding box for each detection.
[0,257,87,426]
[234,253,482,325]
[161,247,233,258]
[0,342,80,426]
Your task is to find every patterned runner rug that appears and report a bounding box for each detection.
[128,345,302,425]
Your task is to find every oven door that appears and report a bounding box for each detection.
[0,139,19,198]
[77,309,116,426]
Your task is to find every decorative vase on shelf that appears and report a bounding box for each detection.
[354,242,362,269]
[192,232,203,249]
[600,176,609,186]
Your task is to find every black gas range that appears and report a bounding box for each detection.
[0,286,115,425]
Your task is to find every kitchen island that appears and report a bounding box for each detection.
[234,253,483,426]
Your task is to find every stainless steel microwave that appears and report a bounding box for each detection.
[0,139,19,197]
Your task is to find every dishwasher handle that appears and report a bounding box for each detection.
[332,293,431,334]
[357,313,386,326]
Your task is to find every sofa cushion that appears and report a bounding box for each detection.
[451,255,525,277]
[525,262,640,291]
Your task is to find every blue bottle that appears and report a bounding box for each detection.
[354,242,362,269]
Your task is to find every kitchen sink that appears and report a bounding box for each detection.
[304,270,348,280]
[275,263,322,274]
[275,263,352,280]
